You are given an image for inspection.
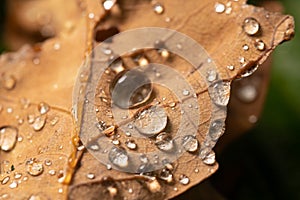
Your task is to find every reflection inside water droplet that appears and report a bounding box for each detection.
[26,158,44,176]
[153,3,164,14]
[155,132,174,151]
[182,135,199,152]
[208,81,231,106]
[203,151,216,165]
[179,174,190,185]
[111,70,152,109]
[134,105,167,136]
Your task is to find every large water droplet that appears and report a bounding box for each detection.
[182,135,199,153]
[134,105,167,136]
[179,174,190,185]
[108,147,129,168]
[26,158,44,176]
[208,81,231,106]
[0,126,18,151]
[111,70,152,109]
[155,132,174,151]
[209,119,225,140]
[243,17,260,36]
[32,116,46,131]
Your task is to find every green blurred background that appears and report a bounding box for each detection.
[0,0,299,199]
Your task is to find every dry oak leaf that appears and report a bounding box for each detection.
[0,0,294,200]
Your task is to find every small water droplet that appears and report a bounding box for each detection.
[110,58,125,74]
[106,164,112,170]
[44,159,52,166]
[209,119,225,140]
[9,181,18,189]
[240,65,259,78]
[153,3,164,14]
[203,151,216,165]
[27,115,35,124]
[6,107,13,114]
[103,0,116,11]
[58,188,63,193]
[155,132,174,151]
[107,186,118,197]
[14,172,22,179]
[179,174,190,185]
[206,70,218,82]
[128,188,133,194]
[137,57,149,67]
[50,116,59,126]
[53,42,61,50]
[112,139,120,145]
[227,65,235,71]
[225,7,232,14]
[215,3,225,13]
[254,39,265,51]
[182,135,199,153]
[125,140,137,150]
[1,74,16,90]
[176,43,183,50]
[159,168,173,183]
[134,105,167,136]
[109,147,129,168]
[237,84,257,103]
[32,58,40,65]
[243,44,249,51]
[160,49,170,58]
[208,81,231,106]
[1,176,10,185]
[194,168,199,173]
[32,116,46,131]
[182,89,190,96]
[48,169,56,176]
[37,102,50,115]
[86,173,95,179]
[168,102,176,108]
[26,158,44,176]
[28,195,43,200]
[88,12,95,19]
[0,126,18,151]
[243,17,260,36]
[111,70,152,109]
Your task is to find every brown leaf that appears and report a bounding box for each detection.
[0,0,294,199]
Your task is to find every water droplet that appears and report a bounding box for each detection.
[227,65,235,71]
[225,7,232,14]
[103,0,116,11]
[160,49,170,58]
[1,176,10,185]
[137,57,149,67]
[106,164,112,170]
[14,172,22,179]
[107,186,118,197]
[194,168,199,173]
[208,81,231,106]
[44,159,52,166]
[125,140,137,150]
[110,58,125,74]
[182,89,190,96]
[112,139,120,145]
[1,74,16,90]
[50,116,59,126]
[146,178,161,193]
[9,181,18,189]
[48,169,56,176]
[32,58,40,65]
[134,105,167,136]
[179,174,190,185]
[243,17,260,36]
[237,84,257,103]
[86,173,95,179]
[182,135,199,153]
[26,158,44,176]
[6,107,13,113]
[159,168,173,183]
[28,195,44,200]
[254,39,265,51]
[153,3,164,14]
[203,151,216,165]
[209,119,225,140]
[88,12,95,19]
[27,115,35,124]
[206,70,218,82]
[32,116,46,131]
[128,188,133,193]
[155,132,174,151]
[111,70,152,109]
[37,102,50,115]
[168,102,176,108]
[0,126,18,151]
[108,147,129,168]
[243,44,249,51]
[215,3,225,13]
[58,188,63,193]
[53,42,61,50]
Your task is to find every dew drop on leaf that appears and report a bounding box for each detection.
[243,17,260,35]
[0,126,18,151]
[26,159,44,176]
[208,81,231,106]
[108,147,129,168]
[182,135,199,153]
[155,132,174,152]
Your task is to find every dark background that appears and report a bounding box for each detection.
[0,0,299,199]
